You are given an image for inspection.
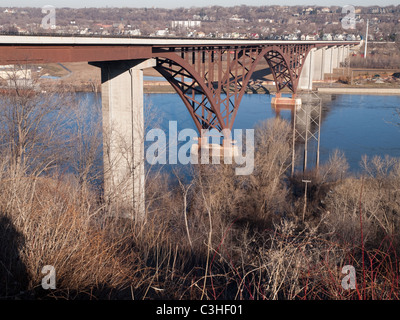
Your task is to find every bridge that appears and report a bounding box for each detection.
[0,35,359,219]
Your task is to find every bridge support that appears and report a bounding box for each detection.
[298,45,350,91]
[323,47,333,75]
[331,47,339,69]
[90,59,156,220]
[271,93,302,108]
[298,48,316,91]
[312,47,325,81]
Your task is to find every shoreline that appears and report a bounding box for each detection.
[31,62,400,95]
[146,83,400,95]
[316,87,400,95]
[4,79,399,96]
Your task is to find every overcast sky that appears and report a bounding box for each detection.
[3,0,398,9]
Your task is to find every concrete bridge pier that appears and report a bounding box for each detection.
[323,47,333,75]
[298,48,316,91]
[331,46,339,69]
[90,59,156,220]
[312,47,325,81]
[271,93,302,108]
[297,45,351,91]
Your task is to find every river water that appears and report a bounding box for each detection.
[142,92,400,173]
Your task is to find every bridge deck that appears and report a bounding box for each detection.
[0,35,359,65]
[0,35,359,47]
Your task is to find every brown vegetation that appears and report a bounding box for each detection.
[350,52,400,69]
[0,67,399,300]
[350,42,400,69]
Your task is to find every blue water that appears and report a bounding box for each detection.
[143,93,400,172]
[318,94,400,170]
[68,92,400,174]
[144,76,192,83]
[144,76,167,81]
[40,75,61,79]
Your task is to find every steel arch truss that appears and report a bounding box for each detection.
[153,44,314,133]
[265,49,294,92]
[264,45,312,95]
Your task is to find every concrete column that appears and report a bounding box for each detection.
[91,59,156,220]
[346,45,351,59]
[312,48,324,81]
[323,47,333,75]
[331,47,337,71]
[343,45,350,65]
[338,45,344,67]
[320,47,327,80]
[298,48,315,90]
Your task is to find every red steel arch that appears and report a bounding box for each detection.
[152,43,314,133]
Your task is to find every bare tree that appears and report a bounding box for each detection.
[0,65,75,178]
[67,93,103,189]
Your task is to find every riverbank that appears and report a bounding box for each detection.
[316,87,400,95]
[31,61,400,94]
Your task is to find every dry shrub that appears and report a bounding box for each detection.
[318,149,350,183]
[177,118,294,258]
[0,168,195,300]
[248,118,293,220]
[205,216,399,300]
[323,155,400,247]
[189,164,241,245]
[290,149,350,222]
[0,173,136,299]
[201,150,400,300]
[204,219,352,300]
[337,76,350,84]
[350,53,400,69]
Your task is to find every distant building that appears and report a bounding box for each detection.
[306,34,318,40]
[0,65,32,88]
[195,31,206,38]
[156,29,169,37]
[303,7,314,15]
[96,23,113,29]
[171,21,201,29]
[229,15,246,22]
[193,14,210,21]
[334,34,344,40]
[127,29,141,36]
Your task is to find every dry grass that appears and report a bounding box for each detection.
[0,84,399,300]
[350,52,400,69]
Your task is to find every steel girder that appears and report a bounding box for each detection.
[153,44,314,133]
